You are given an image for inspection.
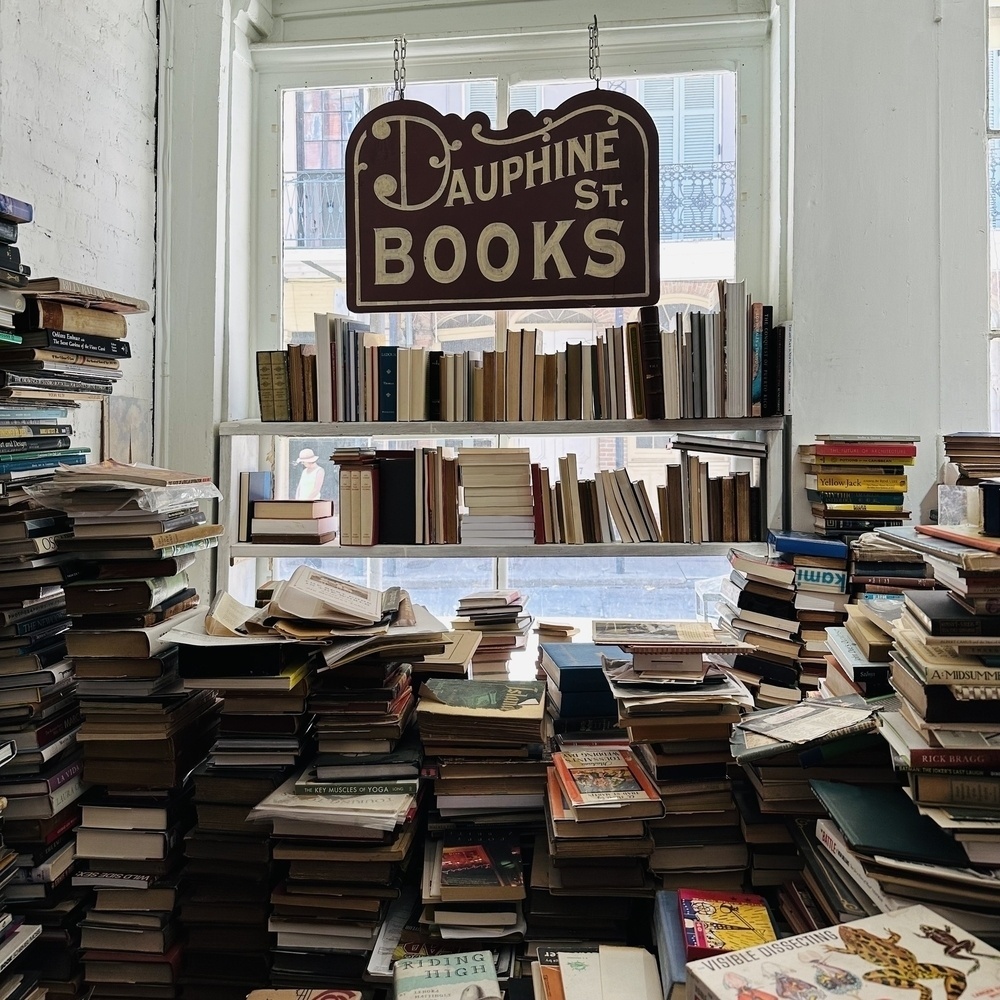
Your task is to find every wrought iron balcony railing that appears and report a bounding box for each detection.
[282,161,737,251]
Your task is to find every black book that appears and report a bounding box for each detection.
[729,652,799,687]
[639,305,665,420]
[852,561,928,577]
[12,329,131,358]
[771,323,786,417]
[375,449,416,545]
[427,350,443,420]
[178,641,314,678]
[0,220,17,245]
[720,586,795,621]
[904,589,1000,637]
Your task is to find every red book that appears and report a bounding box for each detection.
[807,443,917,458]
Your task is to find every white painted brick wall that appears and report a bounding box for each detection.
[0,0,158,458]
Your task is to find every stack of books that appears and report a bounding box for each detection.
[537,642,620,748]
[309,652,415,767]
[249,765,422,990]
[729,696,903,931]
[0,192,32,328]
[0,424,84,1000]
[175,631,319,1000]
[596,620,753,892]
[417,677,547,822]
[802,434,917,539]
[719,544,802,706]
[453,590,531,677]
[416,678,548,959]
[0,265,147,497]
[848,533,934,596]
[0,734,45,1000]
[250,499,335,546]
[820,616,892,699]
[331,450,380,547]
[545,746,659,894]
[943,431,1000,482]
[767,531,851,692]
[458,448,534,546]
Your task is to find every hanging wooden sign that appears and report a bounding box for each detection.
[346,89,659,312]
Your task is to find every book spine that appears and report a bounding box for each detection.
[0,424,74,440]
[378,346,397,422]
[810,475,908,490]
[917,773,1000,807]
[0,435,70,454]
[271,351,291,421]
[33,330,132,357]
[909,747,1000,767]
[0,221,17,244]
[29,302,127,339]
[749,302,763,417]
[822,519,905,531]
[0,245,22,274]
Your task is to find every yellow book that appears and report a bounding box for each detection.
[805,473,907,491]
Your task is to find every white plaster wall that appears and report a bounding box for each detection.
[789,0,988,528]
[0,0,158,459]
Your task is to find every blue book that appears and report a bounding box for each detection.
[653,890,686,1000]
[538,642,611,693]
[768,529,849,559]
[377,346,397,422]
[0,452,88,474]
[546,680,616,720]
[238,470,273,543]
[750,302,764,417]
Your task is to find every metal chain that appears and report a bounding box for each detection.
[392,36,407,99]
[588,16,601,88]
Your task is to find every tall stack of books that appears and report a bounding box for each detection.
[0,405,85,1000]
[249,763,422,990]
[729,696,901,932]
[33,462,222,1000]
[801,435,917,539]
[0,735,46,1000]
[453,590,531,677]
[820,614,893,700]
[417,678,548,949]
[719,548,805,705]
[250,499,336,546]
[596,620,753,893]
[174,630,319,1000]
[767,531,851,692]
[458,448,534,546]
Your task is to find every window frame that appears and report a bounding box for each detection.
[248,19,771,375]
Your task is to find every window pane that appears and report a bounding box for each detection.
[281,81,499,350]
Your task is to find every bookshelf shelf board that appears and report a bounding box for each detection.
[229,541,765,560]
[219,417,786,438]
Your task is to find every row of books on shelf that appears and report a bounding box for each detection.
[256,286,790,423]
[237,450,763,547]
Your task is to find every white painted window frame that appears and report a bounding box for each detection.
[245,16,773,389]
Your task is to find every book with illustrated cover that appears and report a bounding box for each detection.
[439,836,524,901]
[552,747,661,812]
[677,888,776,960]
[686,904,999,1000]
[394,950,501,1000]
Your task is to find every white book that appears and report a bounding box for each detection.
[314,312,334,422]
[396,347,411,421]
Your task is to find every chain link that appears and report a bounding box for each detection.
[392,36,407,99]
[588,16,601,88]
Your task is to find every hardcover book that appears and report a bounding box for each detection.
[686,905,998,1000]
[676,888,776,960]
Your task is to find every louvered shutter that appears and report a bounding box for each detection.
[639,78,677,163]
[467,80,498,127]
[679,75,719,164]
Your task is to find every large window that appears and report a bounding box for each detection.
[253,26,769,623]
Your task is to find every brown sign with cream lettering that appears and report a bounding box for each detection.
[346,89,659,312]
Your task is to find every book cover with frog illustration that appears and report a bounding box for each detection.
[687,904,1000,1000]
